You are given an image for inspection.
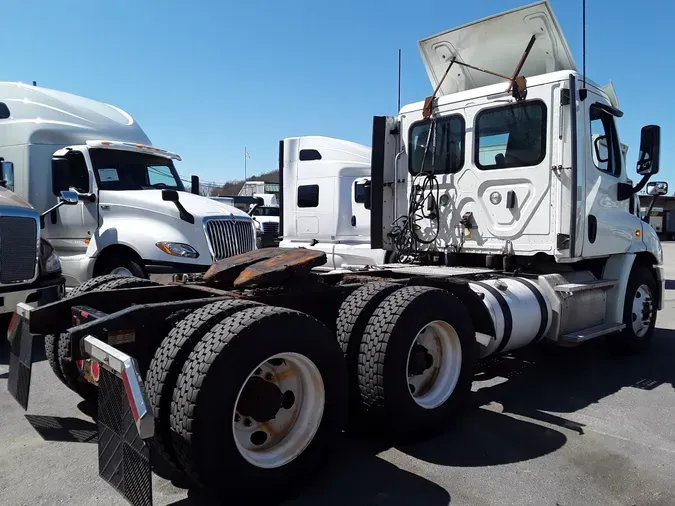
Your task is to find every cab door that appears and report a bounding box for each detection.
[580,95,636,257]
[458,85,555,249]
[46,149,99,244]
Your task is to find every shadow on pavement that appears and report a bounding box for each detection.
[24,414,98,443]
[166,435,454,506]
[404,327,675,467]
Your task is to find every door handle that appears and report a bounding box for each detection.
[588,214,597,243]
[351,215,356,226]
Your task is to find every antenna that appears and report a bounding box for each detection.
[397,49,401,112]
[580,0,587,100]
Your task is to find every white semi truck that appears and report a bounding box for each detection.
[279,136,389,268]
[6,1,668,505]
[0,82,256,288]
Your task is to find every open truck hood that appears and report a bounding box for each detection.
[418,0,576,96]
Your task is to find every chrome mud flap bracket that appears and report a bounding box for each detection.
[84,336,155,506]
[7,303,37,410]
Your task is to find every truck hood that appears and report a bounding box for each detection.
[101,190,252,220]
[0,186,34,210]
[418,0,575,96]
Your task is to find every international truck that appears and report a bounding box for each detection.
[0,82,256,288]
[5,2,667,505]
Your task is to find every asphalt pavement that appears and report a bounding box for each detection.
[2,246,675,506]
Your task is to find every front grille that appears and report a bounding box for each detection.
[205,219,256,260]
[0,216,37,284]
[262,222,279,235]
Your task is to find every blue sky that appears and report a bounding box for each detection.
[2,0,673,187]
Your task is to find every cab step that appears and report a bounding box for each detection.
[554,279,618,293]
[561,322,626,343]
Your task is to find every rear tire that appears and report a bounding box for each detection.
[170,306,347,502]
[145,298,262,474]
[57,276,158,401]
[613,264,658,354]
[335,282,402,426]
[45,274,133,384]
[357,286,477,440]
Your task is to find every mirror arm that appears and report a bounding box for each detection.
[618,174,651,202]
[39,200,67,229]
[644,195,658,224]
[632,174,651,195]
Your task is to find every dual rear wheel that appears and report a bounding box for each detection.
[147,301,347,501]
[337,283,478,439]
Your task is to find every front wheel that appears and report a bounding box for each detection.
[614,264,658,354]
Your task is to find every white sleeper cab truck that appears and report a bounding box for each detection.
[0,82,256,287]
[4,2,669,506]
[279,136,389,268]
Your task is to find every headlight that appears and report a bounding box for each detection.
[39,238,61,274]
[156,242,200,259]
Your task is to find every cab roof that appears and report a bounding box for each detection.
[0,81,151,147]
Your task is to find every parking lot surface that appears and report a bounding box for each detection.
[2,245,675,506]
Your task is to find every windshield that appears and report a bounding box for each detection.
[89,148,185,191]
[251,206,279,217]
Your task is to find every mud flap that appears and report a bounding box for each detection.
[7,304,36,410]
[85,336,155,506]
[97,368,153,506]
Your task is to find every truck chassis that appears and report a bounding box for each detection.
[6,247,656,505]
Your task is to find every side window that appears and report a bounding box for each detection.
[409,115,465,175]
[475,101,547,170]
[297,184,319,208]
[53,151,89,195]
[590,105,621,177]
[354,180,371,210]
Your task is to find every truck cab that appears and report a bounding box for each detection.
[0,161,65,332]
[373,1,661,268]
[249,194,281,248]
[0,82,256,287]
[279,136,389,269]
[370,0,664,342]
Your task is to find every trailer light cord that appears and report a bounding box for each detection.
[389,120,441,262]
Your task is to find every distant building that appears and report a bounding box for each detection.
[238,180,279,197]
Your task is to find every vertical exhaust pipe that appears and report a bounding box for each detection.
[191,175,200,195]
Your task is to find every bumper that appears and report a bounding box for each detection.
[257,233,281,249]
[144,260,210,284]
[0,275,65,315]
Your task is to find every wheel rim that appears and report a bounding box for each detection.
[406,320,462,409]
[232,352,325,469]
[109,267,133,277]
[631,284,654,337]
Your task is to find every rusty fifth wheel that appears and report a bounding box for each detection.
[170,305,347,502]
